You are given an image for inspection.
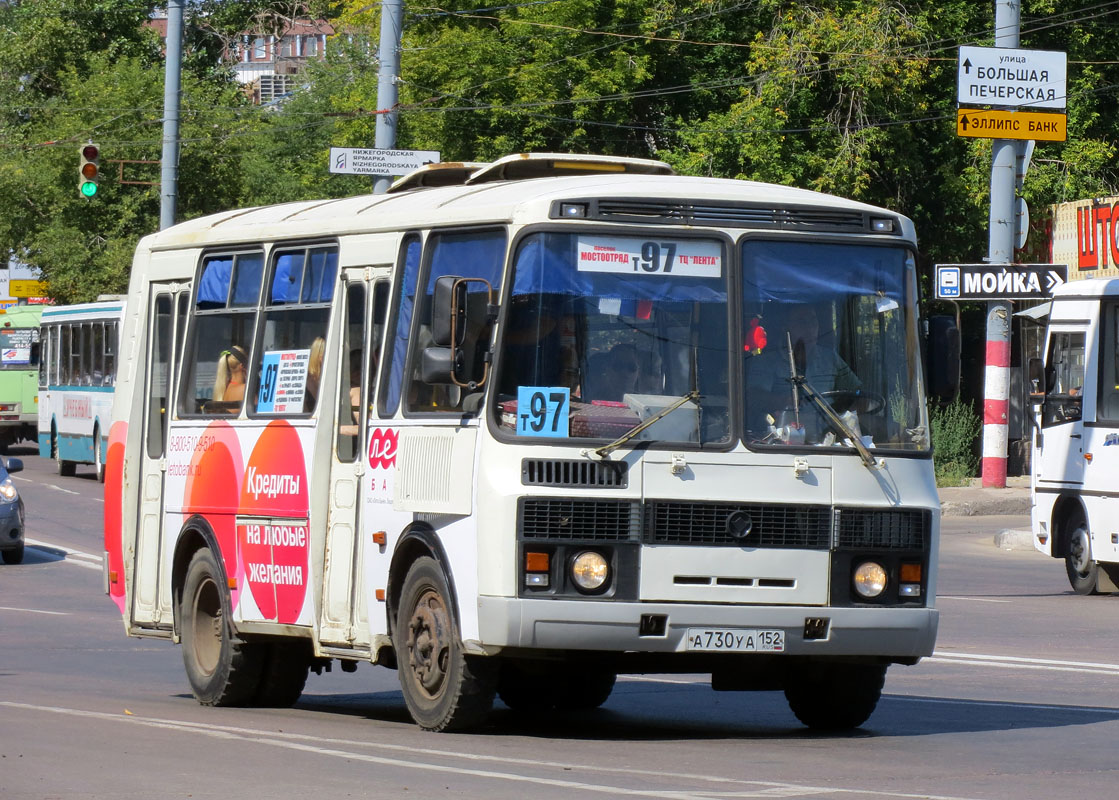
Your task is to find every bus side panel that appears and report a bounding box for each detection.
[164,419,317,628]
[53,389,113,464]
[104,420,128,612]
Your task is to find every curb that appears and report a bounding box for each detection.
[993,528,1034,551]
[940,497,1031,517]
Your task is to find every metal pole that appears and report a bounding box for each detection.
[160,0,184,230]
[372,0,402,195]
[981,0,1020,488]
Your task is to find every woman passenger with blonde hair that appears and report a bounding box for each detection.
[212,345,248,407]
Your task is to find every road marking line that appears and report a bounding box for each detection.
[24,537,102,570]
[933,651,1119,669]
[937,596,1012,604]
[0,701,991,800]
[0,606,68,615]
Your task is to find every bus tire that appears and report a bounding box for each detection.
[784,662,887,731]
[394,556,495,731]
[56,456,75,477]
[1064,509,1099,595]
[253,640,310,708]
[93,428,105,483]
[180,548,264,706]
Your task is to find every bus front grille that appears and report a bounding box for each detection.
[835,508,930,550]
[644,502,831,549]
[518,498,640,541]
[521,458,628,488]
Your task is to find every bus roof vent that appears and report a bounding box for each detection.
[466,153,674,185]
[386,162,487,194]
[521,458,628,489]
[592,200,869,231]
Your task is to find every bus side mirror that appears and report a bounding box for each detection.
[1028,357,1045,401]
[426,275,494,390]
[4,457,23,474]
[926,315,960,402]
[431,275,467,347]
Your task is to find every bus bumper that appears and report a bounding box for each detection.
[475,596,938,660]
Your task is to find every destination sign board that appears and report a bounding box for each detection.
[328,147,440,176]
[956,108,1067,142]
[958,45,1067,110]
[936,264,1068,300]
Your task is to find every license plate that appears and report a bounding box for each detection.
[685,628,785,652]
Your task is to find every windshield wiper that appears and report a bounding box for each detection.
[592,390,700,459]
[782,332,877,469]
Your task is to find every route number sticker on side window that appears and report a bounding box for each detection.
[576,235,722,278]
[516,386,570,438]
[257,349,311,414]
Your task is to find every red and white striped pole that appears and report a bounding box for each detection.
[982,303,1011,487]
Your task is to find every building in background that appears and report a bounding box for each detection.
[149,12,334,104]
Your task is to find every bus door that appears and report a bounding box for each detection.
[319,271,389,648]
[133,284,189,628]
[1036,326,1088,489]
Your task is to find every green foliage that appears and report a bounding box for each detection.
[930,396,981,487]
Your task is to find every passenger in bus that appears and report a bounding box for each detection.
[212,345,248,409]
[305,336,326,411]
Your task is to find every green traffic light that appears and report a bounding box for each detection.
[80,181,97,198]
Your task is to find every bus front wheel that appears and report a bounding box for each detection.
[180,548,264,706]
[394,556,495,731]
[784,662,887,730]
[1064,509,1099,595]
[93,428,105,483]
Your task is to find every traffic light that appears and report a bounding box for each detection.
[78,143,99,197]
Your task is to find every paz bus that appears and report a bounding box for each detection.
[104,153,954,731]
[0,304,43,452]
[38,298,123,481]
[1030,278,1119,594]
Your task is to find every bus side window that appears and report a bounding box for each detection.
[1101,304,1119,422]
[405,229,505,415]
[1042,331,1085,427]
[251,246,336,417]
[181,252,262,416]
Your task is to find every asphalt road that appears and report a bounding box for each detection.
[2,445,1117,800]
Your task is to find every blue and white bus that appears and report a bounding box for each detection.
[38,297,124,481]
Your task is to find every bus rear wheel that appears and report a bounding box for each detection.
[180,548,264,706]
[784,662,887,730]
[253,640,311,707]
[52,430,75,477]
[394,556,495,731]
[1064,509,1099,595]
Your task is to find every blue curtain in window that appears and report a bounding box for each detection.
[232,253,264,306]
[197,257,233,307]
[742,241,905,304]
[271,252,304,304]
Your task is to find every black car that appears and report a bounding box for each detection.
[0,457,26,565]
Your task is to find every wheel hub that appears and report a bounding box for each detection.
[406,589,450,696]
[1069,527,1091,574]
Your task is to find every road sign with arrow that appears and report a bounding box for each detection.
[935,264,1068,300]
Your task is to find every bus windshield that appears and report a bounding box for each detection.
[494,231,732,445]
[742,240,928,452]
[493,231,927,452]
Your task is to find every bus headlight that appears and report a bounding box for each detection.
[853,561,887,598]
[571,551,609,592]
[0,478,17,503]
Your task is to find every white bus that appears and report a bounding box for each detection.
[39,298,124,481]
[104,153,951,731]
[1030,278,1119,594]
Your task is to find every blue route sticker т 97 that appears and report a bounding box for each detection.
[516,386,570,437]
